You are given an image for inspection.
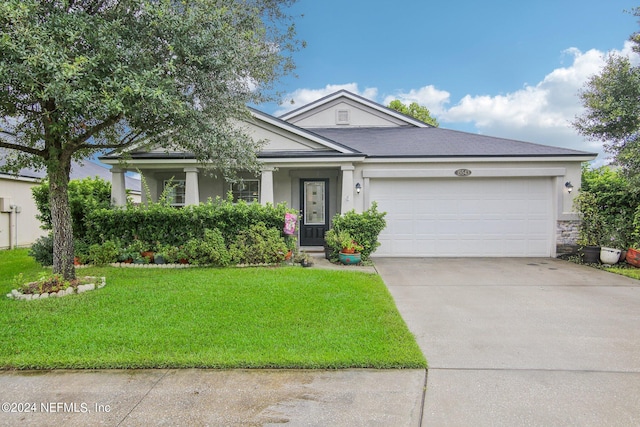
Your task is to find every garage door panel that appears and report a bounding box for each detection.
[371,178,553,257]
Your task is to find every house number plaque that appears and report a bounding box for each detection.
[454,168,472,177]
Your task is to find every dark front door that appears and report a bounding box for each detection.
[300,179,329,246]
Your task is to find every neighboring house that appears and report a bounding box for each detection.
[100,90,596,257]
[0,151,141,249]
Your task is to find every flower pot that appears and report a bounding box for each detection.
[339,251,361,265]
[74,257,81,266]
[626,248,640,268]
[620,249,628,263]
[341,247,355,254]
[154,255,166,264]
[581,246,601,264]
[285,250,292,261]
[600,247,621,265]
[141,251,155,263]
[301,259,313,267]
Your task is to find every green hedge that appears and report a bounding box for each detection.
[84,196,297,250]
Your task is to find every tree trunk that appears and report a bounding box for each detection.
[49,159,76,281]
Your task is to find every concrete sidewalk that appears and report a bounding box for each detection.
[0,369,425,426]
[375,257,640,426]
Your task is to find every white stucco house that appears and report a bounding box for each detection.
[0,151,141,249]
[101,90,596,257]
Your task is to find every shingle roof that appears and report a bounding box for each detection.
[311,127,595,158]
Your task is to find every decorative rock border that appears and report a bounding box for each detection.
[77,262,286,269]
[6,276,106,301]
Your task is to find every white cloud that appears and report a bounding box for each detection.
[434,42,640,161]
[274,83,377,116]
[275,41,640,164]
[382,86,451,116]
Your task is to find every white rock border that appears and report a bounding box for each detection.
[6,276,106,301]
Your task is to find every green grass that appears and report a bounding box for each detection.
[605,266,640,280]
[0,249,426,370]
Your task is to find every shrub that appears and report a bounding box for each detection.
[327,202,387,260]
[577,166,640,248]
[87,240,120,266]
[29,234,54,266]
[32,176,112,240]
[74,239,91,264]
[183,228,231,266]
[230,222,288,265]
[573,191,604,247]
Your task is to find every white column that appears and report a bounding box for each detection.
[111,168,127,206]
[341,165,355,213]
[260,167,275,205]
[184,167,200,205]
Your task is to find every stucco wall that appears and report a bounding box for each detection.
[0,177,47,249]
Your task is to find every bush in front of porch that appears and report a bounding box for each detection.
[325,202,387,262]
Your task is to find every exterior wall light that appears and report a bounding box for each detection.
[565,181,573,193]
[355,182,362,194]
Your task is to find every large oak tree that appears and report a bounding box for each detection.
[573,7,640,177]
[0,0,299,280]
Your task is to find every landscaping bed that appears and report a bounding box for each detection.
[0,249,426,370]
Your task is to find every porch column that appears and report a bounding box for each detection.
[341,165,355,213]
[111,168,127,207]
[184,167,200,205]
[260,167,275,205]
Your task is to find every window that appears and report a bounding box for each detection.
[230,180,260,203]
[163,180,186,207]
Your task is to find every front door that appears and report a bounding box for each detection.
[300,179,329,246]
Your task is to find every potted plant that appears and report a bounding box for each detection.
[600,247,621,265]
[337,231,363,265]
[154,250,167,264]
[337,231,363,254]
[295,252,314,267]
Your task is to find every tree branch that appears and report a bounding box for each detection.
[72,113,124,146]
[76,132,145,151]
[0,139,46,158]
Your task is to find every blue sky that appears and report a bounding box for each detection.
[260,0,640,163]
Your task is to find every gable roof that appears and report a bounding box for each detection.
[248,107,360,154]
[278,90,431,128]
[311,127,596,158]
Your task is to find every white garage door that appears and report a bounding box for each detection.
[370,178,554,257]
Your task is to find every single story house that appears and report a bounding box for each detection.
[101,90,596,257]
[0,150,141,249]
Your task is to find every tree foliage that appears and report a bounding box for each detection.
[573,7,640,177]
[0,0,300,279]
[32,176,112,239]
[575,165,640,249]
[387,100,439,127]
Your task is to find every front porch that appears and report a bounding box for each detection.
[109,162,364,245]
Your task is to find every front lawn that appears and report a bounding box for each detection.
[605,266,640,280]
[0,249,426,370]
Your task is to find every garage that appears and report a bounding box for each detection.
[370,177,554,257]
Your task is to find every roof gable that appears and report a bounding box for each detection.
[278,90,430,128]
[248,108,358,154]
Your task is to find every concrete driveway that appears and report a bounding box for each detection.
[375,257,640,426]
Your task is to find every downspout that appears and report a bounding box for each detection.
[8,205,15,249]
